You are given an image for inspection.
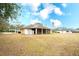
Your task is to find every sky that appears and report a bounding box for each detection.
[17,3,79,29]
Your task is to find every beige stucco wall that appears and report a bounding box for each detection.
[21,29,34,34]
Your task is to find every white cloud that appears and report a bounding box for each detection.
[40,4,54,19]
[50,19,62,28]
[30,19,41,24]
[40,8,49,19]
[22,3,63,21]
[31,3,41,11]
[54,7,63,16]
[31,12,39,16]
[62,3,67,8]
[39,4,63,20]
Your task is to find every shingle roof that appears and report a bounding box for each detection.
[23,23,50,29]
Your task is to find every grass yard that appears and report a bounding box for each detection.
[0,33,79,56]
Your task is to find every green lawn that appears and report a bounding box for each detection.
[0,33,79,56]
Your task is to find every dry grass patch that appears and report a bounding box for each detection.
[0,33,79,55]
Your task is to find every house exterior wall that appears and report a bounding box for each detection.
[20,28,51,35]
[21,29,34,34]
[25,29,34,34]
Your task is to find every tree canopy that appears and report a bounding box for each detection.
[0,3,21,32]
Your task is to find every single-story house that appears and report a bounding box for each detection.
[56,30,72,33]
[20,23,51,34]
[71,30,79,33]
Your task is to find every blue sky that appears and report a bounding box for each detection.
[17,3,79,29]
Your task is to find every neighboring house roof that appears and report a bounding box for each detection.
[21,23,50,29]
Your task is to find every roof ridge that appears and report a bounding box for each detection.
[23,23,50,29]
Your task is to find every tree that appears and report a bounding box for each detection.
[76,28,79,30]
[8,20,25,32]
[0,3,21,32]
